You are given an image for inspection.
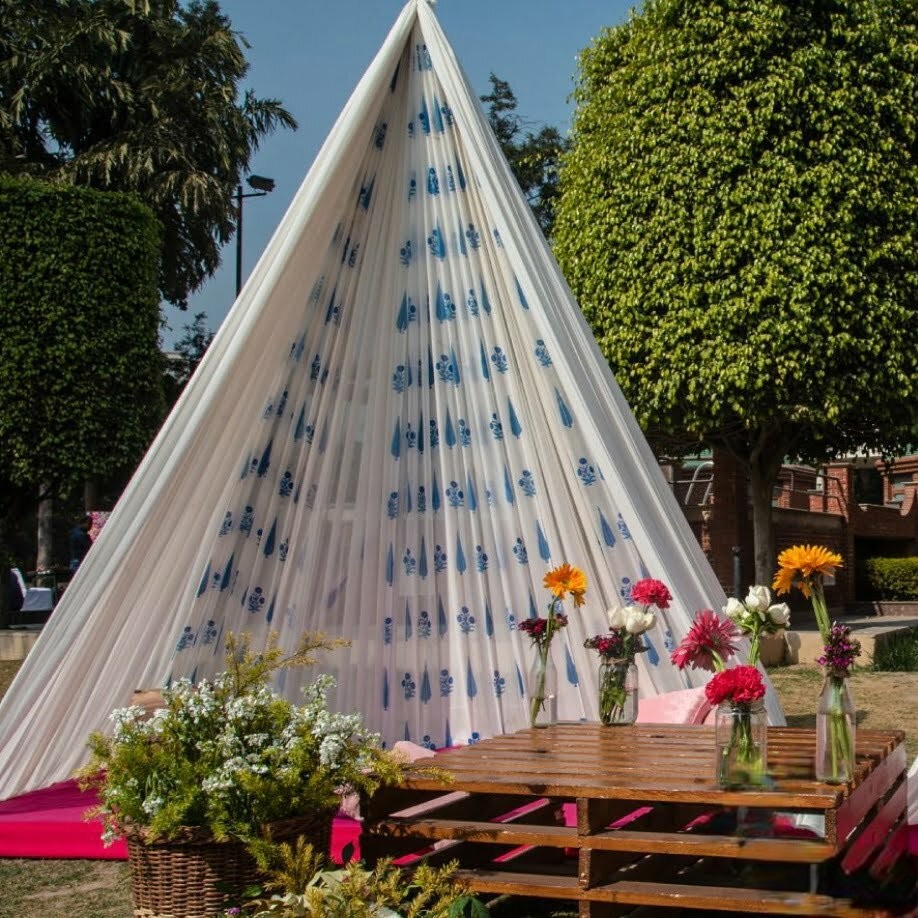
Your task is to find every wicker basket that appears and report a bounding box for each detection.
[126,810,334,918]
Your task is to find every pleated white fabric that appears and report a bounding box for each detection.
[0,0,787,801]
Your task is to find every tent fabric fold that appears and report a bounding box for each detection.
[0,0,785,802]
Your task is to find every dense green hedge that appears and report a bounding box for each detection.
[864,558,918,601]
[0,175,164,497]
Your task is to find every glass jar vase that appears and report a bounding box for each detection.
[714,700,767,787]
[816,673,856,784]
[598,659,638,725]
[527,650,557,728]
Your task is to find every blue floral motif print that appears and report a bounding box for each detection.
[408,173,416,197]
[347,243,359,267]
[466,289,479,315]
[619,577,632,601]
[457,419,472,446]
[434,544,447,573]
[456,606,476,633]
[239,506,255,535]
[512,537,528,565]
[518,470,536,497]
[493,671,506,697]
[263,398,275,419]
[399,239,412,266]
[387,491,399,520]
[254,528,263,545]
[429,419,439,448]
[442,104,454,126]
[405,423,417,450]
[421,734,437,750]
[507,611,517,631]
[401,672,416,699]
[374,121,387,148]
[278,471,294,497]
[534,339,552,366]
[303,424,315,445]
[427,226,445,259]
[490,346,509,373]
[201,620,219,645]
[485,487,495,506]
[384,617,393,645]
[416,485,427,513]
[219,511,233,536]
[416,42,432,70]
[403,548,417,576]
[426,166,439,195]
[577,458,598,486]
[443,165,454,190]
[445,480,464,507]
[663,629,676,652]
[176,626,195,651]
[392,364,411,393]
[476,545,489,572]
[489,413,504,440]
[310,354,322,381]
[417,610,432,638]
[435,353,460,386]
[278,540,289,562]
[617,513,633,539]
[247,587,266,614]
[418,102,430,134]
[469,732,481,744]
[435,288,455,321]
[465,223,480,249]
[439,669,453,696]
[493,228,503,247]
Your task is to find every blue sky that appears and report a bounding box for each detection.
[163,0,636,347]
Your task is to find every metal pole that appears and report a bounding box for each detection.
[732,545,742,599]
[235,183,243,297]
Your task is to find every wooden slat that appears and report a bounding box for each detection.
[830,742,906,844]
[591,880,869,916]
[867,816,909,880]
[371,817,576,847]
[840,777,908,875]
[583,828,835,863]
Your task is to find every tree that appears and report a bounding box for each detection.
[163,311,214,407]
[0,176,164,567]
[481,74,568,239]
[554,0,918,585]
[0,0,297,308]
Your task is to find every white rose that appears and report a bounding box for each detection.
[745,585,772,614]
[606,606,627,629]
[723,597,745,621]
[767,603,791,627]
[624,606,653,634]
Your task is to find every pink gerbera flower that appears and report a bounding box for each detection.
[670,609,739,673]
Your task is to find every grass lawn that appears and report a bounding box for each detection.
[0,658,915,917]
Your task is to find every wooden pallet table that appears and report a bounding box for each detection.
[362,724,912,916]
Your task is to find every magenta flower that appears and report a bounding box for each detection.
[670,608,739,673]
[630,578,672,610]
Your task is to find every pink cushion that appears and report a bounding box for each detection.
[636,687,711,725]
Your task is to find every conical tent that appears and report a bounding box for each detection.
[0,0,782,801]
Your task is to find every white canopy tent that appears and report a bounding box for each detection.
[0,0,795,801]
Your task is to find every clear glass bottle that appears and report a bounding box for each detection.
[527,651,558,728]
[598,659,638,725]
[714,699,767,787]
[816,674,856,784]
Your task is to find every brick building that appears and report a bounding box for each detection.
[666,451,918,608]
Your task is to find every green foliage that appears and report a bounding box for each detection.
[871,628,918,672]
[864,557,918,601]
[554,0,918,468]
[481,74,568,239]
[79,632,408,846]
[246,838,485,918]
[0,0,297,307]
[0,175,163,498]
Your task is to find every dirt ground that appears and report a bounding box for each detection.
[0,659,915,917]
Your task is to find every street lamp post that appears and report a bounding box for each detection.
[235,174,276,296]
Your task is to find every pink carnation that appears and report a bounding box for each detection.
[670,609,739,672]
[630,578,672,610]
[704,665,766,707]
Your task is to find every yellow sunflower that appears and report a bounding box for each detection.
[772,544,843,598]
[543,563,587,600]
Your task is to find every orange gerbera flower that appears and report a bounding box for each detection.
[772,544,843,598]
[543,563,587,600]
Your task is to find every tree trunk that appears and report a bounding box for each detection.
[83,477,99,514]
[36,482,54,571]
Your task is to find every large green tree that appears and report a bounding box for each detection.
[0,176,163,567]
[0,0,297,307]
[554,0,918,584]
[481,74,568,239]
